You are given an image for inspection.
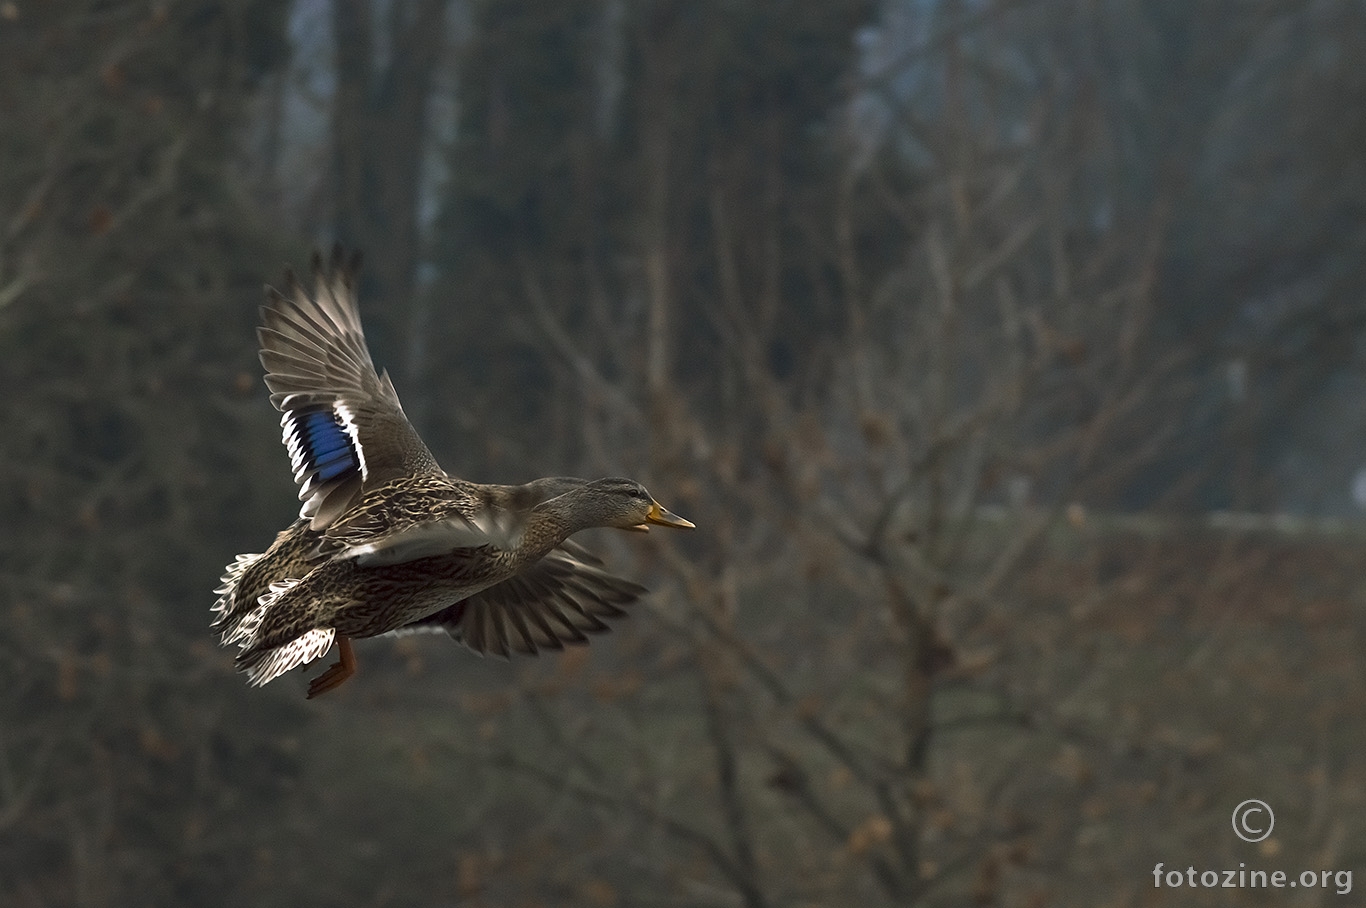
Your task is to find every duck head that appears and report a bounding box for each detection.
[553,477,694,533]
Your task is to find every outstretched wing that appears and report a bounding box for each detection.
[387,545,646,657]
[258,248,442,529]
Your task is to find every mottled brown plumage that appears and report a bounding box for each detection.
[213,249,693,697]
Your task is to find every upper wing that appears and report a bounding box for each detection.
[387,546,646,657]
[258,248,442,529]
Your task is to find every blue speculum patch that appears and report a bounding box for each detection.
[297,409,357,481]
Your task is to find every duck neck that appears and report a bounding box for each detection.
[523,491,608,552]
[491,476,589,513]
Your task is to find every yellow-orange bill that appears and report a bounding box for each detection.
[646,501,695,529]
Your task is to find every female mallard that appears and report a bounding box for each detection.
[213,249,692,698]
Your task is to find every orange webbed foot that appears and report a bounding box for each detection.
[307,636,356,699]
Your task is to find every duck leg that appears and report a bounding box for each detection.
[307,635,356,699]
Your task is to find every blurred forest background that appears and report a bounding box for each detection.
[2,0,1365,905]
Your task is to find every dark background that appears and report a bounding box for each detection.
[2,1,1364,905]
